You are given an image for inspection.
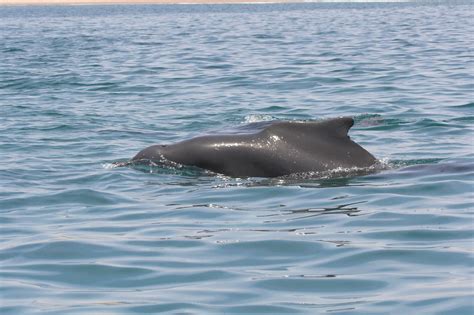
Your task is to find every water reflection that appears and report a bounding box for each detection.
[261,201,366,222]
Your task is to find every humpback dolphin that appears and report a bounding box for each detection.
[131,117,378,177]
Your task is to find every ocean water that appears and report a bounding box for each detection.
[1,2,473,314]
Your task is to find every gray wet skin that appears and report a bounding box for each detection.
[132,117,378,177]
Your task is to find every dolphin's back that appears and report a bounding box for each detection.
[132,117,377,177]
[264,117,354,140]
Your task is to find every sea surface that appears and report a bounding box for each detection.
[1,2,473,314]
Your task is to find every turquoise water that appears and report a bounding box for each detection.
[1,2,473,314]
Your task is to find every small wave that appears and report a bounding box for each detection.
[243,114,276,124]
[384,158,443,169]
[102,162,122,169]
[355,114,385,127]
[103,159,137,169]
[451,101,474,109]
[3,47,25,53]
[283,162,387,181]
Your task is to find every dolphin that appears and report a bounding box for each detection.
[131,117,378,177]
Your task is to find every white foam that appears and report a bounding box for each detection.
[243,114,275,124]
[102,163,118,169]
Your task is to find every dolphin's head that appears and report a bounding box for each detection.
[132,144,168,163]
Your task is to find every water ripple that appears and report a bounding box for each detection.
[1,2,473,315]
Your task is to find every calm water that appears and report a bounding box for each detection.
[1,2,473,314]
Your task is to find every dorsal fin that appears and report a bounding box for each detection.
[317,117,354,138]
[264,117,354,139]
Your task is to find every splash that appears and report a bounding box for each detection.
[355,114,385,127]
[243,114,276,124]
[283,161,387,181]
[103,160,133,169]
